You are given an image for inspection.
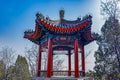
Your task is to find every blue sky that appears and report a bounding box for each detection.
[0,0,104,71]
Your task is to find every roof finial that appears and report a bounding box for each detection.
[59,9,65,19]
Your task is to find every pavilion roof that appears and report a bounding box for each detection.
[24,10,96,48]
[35,13,92,34]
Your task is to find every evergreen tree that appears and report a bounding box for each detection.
[0,60,5,80]
[0,46,15,80]
[15,55,30,80]
[94,0,120,79]
[94,17,120,80]
[7,65,16,80]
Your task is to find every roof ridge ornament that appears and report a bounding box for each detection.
[59,9,65,20]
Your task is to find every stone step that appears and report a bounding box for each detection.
[31,76,93,80]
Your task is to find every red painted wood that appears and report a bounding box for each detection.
[37,45,42,77]
[39,20,90,33]
[51,51,53,76]
[74,40,79,77]
[47,39,52,78]
[68,50,71,76]
[25,25,39,39]
[79,45,85,76]
[81,46,85,76]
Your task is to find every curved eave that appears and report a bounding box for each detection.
[83,33,97,45]
[84,40,94,45]
[24,25,42,39]
[78,39,95,46]
[79,32,95,46]
[82,27,95,40]
[38,19,91,34]
[29,39,40,45]
[83,33,95,45]
[85,34,95,41]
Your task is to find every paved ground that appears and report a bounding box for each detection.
[31,76,93,80]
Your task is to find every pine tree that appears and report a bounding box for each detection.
[94,0,120,79]
[94,17,120,80]
[15,55,30,80]
[0,60,5,80]
[0,46,15,80]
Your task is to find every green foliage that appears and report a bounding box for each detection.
[15,55,30,80]
[0,46,30,80]
[94,17,120,80]
[117,74,120,78]
[0,60,5,80]
[86,70,101,80]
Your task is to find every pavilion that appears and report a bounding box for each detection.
[24,10,96,78]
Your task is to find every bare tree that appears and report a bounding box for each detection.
[53,55,64,70]
[0,46,15,80]
[25,44,64,77]
[101,0,120,19]
[25,45,38,76]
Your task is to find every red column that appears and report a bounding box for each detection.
[37,45,42,77]
[51,51,53,76]
[81,46,85,76]
[68,50,71,76]
[47,39,52,78]
[74,40,79,77]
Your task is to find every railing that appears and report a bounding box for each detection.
[53,71,69,76]
[40,70,47,77]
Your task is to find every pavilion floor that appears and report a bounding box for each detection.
[30,76,93,80]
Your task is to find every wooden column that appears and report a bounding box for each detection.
[51,51,53,76]
[37,45,42,77]
[81,46,85,76]
[74,40,79,77]
[47,39,52,78]
[68,50,71,76]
